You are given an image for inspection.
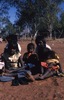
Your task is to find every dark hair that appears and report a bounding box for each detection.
[8,43,19,52]
[27,43,35,51]
[35,35,46,45]
[6,34,18,43]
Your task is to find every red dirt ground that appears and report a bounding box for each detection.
[0,39,64,100]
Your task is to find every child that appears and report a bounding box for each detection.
[23,43,41,75]
[35,35,64,80]
[23,43,35,64]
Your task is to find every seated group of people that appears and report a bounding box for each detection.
[23,35,64,80]
[0,33,64,85]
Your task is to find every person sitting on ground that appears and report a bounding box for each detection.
[1,34,23,70]
[2,42,23,70]
[35,35,64,80]
[23,43,35,64]
[23,43,41,75]
[1,41,35,84]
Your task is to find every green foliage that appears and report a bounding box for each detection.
[60,12,64,27]
[0,0,64,38]
[14,0,64,37]
[0,0,10,29]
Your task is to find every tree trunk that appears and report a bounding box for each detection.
[48,24,53,38]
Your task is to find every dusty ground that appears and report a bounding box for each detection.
[0,39,64,100]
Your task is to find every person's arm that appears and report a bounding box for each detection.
[23,53,28,63]
[18,56,24,68]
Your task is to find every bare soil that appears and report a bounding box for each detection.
[0,39,64,100]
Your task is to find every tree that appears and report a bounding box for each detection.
[0,0,17,37]
[5,22,17,33]
[14,0,64,38]
[58,12,64,38]
[60,12,64,28]
[15,0,47,36]
[0,0,10,29]
[0,0,64,38]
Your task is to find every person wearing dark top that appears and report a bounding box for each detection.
[35,35,64,80]
[23,43,41,75]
